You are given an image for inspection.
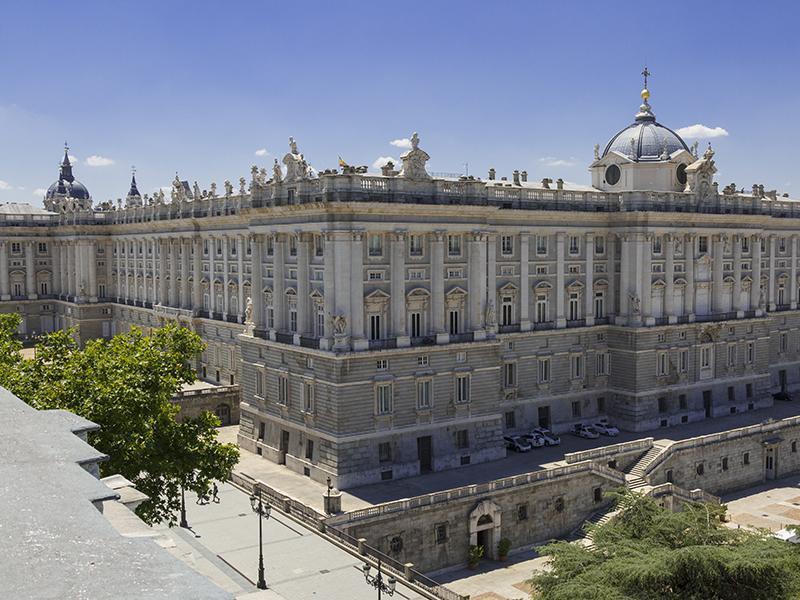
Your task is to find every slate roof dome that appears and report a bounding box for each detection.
[602,88,690,162]
[45,147,91,200]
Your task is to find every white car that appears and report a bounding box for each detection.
[531,427,561,446]
[504,435,533,452]
[593,422,620,436]
[572,424,600,439]
[521,432,546,448]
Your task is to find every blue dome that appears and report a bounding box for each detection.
[46,179,90,200]
[602,99,689,162]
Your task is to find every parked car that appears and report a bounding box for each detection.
[593,422,620,436]
[531,427,561,446]
[521,432,546,448]
[504,435,533,452]
[572,424,600,439]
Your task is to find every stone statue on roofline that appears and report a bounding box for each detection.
[398,132,431,180]
[224,180,233,197]
[282,136,314,182]
[273,158,283,183]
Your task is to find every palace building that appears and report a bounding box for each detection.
[2,79,799,488]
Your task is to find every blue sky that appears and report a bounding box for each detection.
[1,0,798,206]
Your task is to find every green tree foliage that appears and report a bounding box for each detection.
[0,317,239,526]
[530,489,800,600]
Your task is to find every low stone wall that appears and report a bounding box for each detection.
[330,461,626,573]
[645,415,800,495]
[563,438,654,471]
[171,385,240,425]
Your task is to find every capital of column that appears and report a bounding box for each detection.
[433,229,446,242]
[392,229,407,242]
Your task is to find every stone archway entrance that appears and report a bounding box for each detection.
[469,499,502,560]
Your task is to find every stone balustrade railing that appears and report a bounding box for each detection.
[563,438,654,465]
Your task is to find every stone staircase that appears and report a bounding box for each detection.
[570,442,671,549]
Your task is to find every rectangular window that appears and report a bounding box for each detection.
[503,362,517,387]
[658,397,668,413]
[456,351,466,363]
[568,292,579,321]
[746,341,755,364]
[538,357,551,383]
[416,379,432,409]
[501,235,513,255]
[455,429,469,449]
[502,297,513,326]
[679,394,687,410]
[679,349,689,373]
[447,234,462,256]
[570,354,584,380]
[535,294,548,323]
[536,235,547,255]
[455,375,470,404]
[743,452,750,465]
[289,307,298,332]
[303,382,314,413]
[368,234,383,257]
[727,344,737,367]
[741,236,750,253]
[652,237,662,254]
[409,234,423,256]
[571,401,581,418]
[698,236,708,254]
[278,375,289,405]
[369,314,382,340]
[435,523,448,544]
[727,386,735,402]
[305,439,314,460]
[569,235,579,255]
[255,372,264,397]
[700,346,712,368]
[417,355,429,367]
[657,351,668,376]
[379,442,392,463]
[780,332,788,353]
[505,411,516,429]
[594,236,605,255]
[596,352,609,376]
[410,312,422,337]
[449,309,460,335]
[376,359,388,371]
[375,384,393,415]
[594,292,605,319]
[37,242,47,253]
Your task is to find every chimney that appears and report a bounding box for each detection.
[541,178,551,189]
[556,178,564,190]
[521,170,528,183]
[512,170,520,185]
[488,168,496,181]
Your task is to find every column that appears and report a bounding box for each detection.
[272,234,286,332]
[251,235,265,333]
[222,236,230,318]
[519,231,530,331]
[88,241,97,302]
[25,241,36,299]
[296,233,310,340]
[193,237,202,313]
[607,235,617,319]
[467,232,487,336]
[68,242,76,300]
[114,242,121,301]
[430,231,445,342]
[768,235,776,311]
[207,237,216,315]
[52,242,61,297]
[486,234,497,335]
[751,234,763,314]
[321,232,335,347]
[617,234,631,324]
[159,239,168,306]
[555,232,565,328]
[391,231,409,346]
[181,238,191,310]
[733,235,743,317]
[685,233,696,320]
[664,234,675,322]
[66,242,73,299]
[350,232,366,350]
[584,232,594,326]
[170,239,179,307]
[105,241,113,300]
[791,235,798,310]
[641,234,653,325]
[0,241,9,300]
[236,235,245,320]
[711,234,725,314]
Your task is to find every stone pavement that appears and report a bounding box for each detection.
[723,474,800,533]
[435,549,548,600]
[153,482,429,600]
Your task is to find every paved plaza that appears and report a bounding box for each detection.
[723,475,800,533]
[154,482,429,600]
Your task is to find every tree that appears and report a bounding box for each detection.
[530,489,800,600]
[0,317,239,525]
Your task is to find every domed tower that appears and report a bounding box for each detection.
[43,143,92,212]
[590,69,696,193]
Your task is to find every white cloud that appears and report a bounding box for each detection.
[390,138,412,149]
[255,148,269,157]
[33,188,47,197]
[68,155,78,164]
[0,180,12,190]
[539,157,576,167]
[85,154,115,167]
[372,156,398,169]
[675,124,729,139]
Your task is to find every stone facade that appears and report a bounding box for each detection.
[170,385,240,425]
[3,83,800,488]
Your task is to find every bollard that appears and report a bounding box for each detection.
[357,538,367,555]
[404,563,414,582]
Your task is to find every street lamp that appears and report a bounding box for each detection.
[179,486,189,529]
[362,559,396,599]
[249,487,271,590]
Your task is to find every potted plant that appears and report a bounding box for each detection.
[468,544,484,570]
[498,538,512,561]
